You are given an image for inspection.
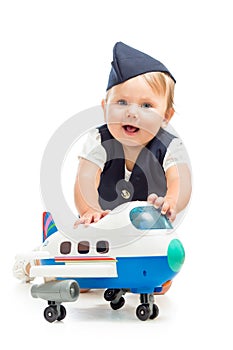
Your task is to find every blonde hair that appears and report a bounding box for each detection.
[142,72,175,111]
[105,71,175,111]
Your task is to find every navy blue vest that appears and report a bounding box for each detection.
[97,124,176,210]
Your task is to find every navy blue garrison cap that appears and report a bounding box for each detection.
[107,42,176,90]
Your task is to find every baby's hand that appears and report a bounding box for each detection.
[73,209,110,228]
[147,193,176,222]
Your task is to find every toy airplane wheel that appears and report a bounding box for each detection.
[44,306,58,323]
[136,303,159,321]
[149,304,159,319]
[110,296,125,310]
[104,289,120,301]
[136,304,150,321]
[43,305,67,323]
[57,305,66,321]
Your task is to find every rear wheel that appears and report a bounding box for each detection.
[149,304,159,319]
[110,297,125,310]
[104,289,120,301]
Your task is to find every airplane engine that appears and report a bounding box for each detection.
[31,280,79,303]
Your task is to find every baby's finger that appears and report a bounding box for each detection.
[73,221,79,229]
[147,193,158,204]
[83,215,93,226]
[153,196,165,209]
[161,201,170,215]
[73,218,84,228]
[93,212,101,222]
[101,210,111,218]
[167,209,176,222]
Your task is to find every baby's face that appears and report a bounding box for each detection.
[103,75,169,147]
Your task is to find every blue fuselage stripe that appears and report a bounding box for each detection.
[41,256,177,293]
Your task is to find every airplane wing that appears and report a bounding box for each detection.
[30,256,118,278]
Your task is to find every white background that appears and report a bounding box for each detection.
[1,0,232,348]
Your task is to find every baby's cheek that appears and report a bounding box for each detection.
[107,123,121,139]
[139,128,158,145]
[140,119,161,135]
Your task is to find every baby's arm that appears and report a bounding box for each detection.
[148,163,191,221]
[74,158,109,227]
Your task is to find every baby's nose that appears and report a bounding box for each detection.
[126,103,139,118]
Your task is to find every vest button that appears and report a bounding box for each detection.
[121,189,131,199]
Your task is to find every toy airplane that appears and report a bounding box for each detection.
[18,201,185,322]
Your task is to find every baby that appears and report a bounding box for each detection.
[74,42,191,227]
[13,42,191,284]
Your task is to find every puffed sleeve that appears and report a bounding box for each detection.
[163,137,191,172]
[78,128,107,170]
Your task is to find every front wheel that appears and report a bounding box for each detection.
[136,304,150,321]
[149,304,159,319]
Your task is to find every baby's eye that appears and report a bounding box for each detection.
[141,102,153,109]
[117,99,128,106]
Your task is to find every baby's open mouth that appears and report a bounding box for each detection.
[123,125,140,133]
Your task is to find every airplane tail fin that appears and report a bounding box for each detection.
[42,212,58,242]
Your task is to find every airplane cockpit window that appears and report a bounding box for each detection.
[129,206,173,230]
[78,241,90,254]
[96,240,109,254]
[60,241,71,254]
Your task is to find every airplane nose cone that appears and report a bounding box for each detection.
[167,239,185,272]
